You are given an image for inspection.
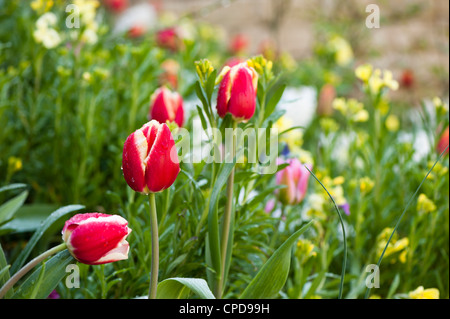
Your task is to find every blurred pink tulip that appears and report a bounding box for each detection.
[276,158,311,205]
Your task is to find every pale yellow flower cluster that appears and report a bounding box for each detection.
[327,36,354,66]
[73,0,101,44]
[332,97,369,123]
[355,64,399,95]
[416,193,437,214]
[33,12,61,49]
[376,228,409,263]
[295,239,317,264]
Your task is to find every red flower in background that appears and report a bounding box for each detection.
[437,126,449,156]
[400,69,415,89]
[103,0,128,13]
[156,27,180,52]
[149,87,184,127]
[229,33,249,55]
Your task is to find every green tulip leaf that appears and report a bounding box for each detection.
[0,190,28,226]
[11,205,84,274]
[12,250,75,299]
[157,277,215,299]
[239,220,314,299]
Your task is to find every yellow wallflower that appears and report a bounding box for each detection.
[31,0,54,13]
[376,228,409,262]
[409,286,440,299]
[296,239,317,263]
[8,157,23,173]
[333,98,369,123]
[385,114,400,132]
[275,116,303,151]
[417,193,437,214]
[355,64,373,83]
[328,36,354,66]
[359,176,375,193]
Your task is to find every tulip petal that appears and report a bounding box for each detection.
[216,69,232,118]
[227,66,256,122]
[122,129,148,193]
[145,123,180,192]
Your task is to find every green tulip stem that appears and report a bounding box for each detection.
[0,242,67,299]
[217,121,237,299]
[148,192,159,299]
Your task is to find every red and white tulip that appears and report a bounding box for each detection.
[122,120,180,194]
[216,62,258,122]
[62,213,131,265]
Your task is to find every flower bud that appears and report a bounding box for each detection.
[149,87,184,127]
[437,126,449,156]
[122,120,180,193]
[62,213,131,265]
[276,158,311,205]
[216,62,258,122]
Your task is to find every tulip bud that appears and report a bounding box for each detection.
[149,87,184,127]
[122,120,180,193]
[317,83,336,117]
[276,158,311,205]
[62,213,131,265]
[216,62,258,122]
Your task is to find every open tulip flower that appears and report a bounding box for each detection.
[122,120,180,194]
[276,158,311,206]
[216,62,258,122]
[62,213,132,265]
[148,87,184,127]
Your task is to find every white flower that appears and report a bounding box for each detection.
[33,26,61,49]
[36,12,57,29]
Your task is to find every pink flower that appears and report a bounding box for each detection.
[156,27,180,52]
[216,62,258,122]
[122,120,180,193]
[229,33,249,55]
[62,213,131,265]
[149,87,184,127]
[276,158,311,205]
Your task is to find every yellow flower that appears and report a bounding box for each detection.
[409,286,440,299]
[376,228,409,262]
[359,176,375,193]
[332,98,347,113]
[31,0,54,13]
[417,193,436,214]
[385,114,400,132]
[8,157,23,173]
[382,70,399,91]
[355,64,373,82]
[296,239,317,263]
[275,116,303,151]
[369,295,381,299]
[328,36,354,66]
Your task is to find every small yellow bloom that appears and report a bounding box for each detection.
[385,114,400,132]
[369,295,381,299]
[8,157,23,173]
[355,64,373,82]
[333,176,345,186]
[417,193,437,214]
[382,70,399,91]
[359,176,375,193]
[409,286,440,299]
[332,98,347,113]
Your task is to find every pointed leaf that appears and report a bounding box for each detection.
[157,277,215,299]
[239,220,314,299]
